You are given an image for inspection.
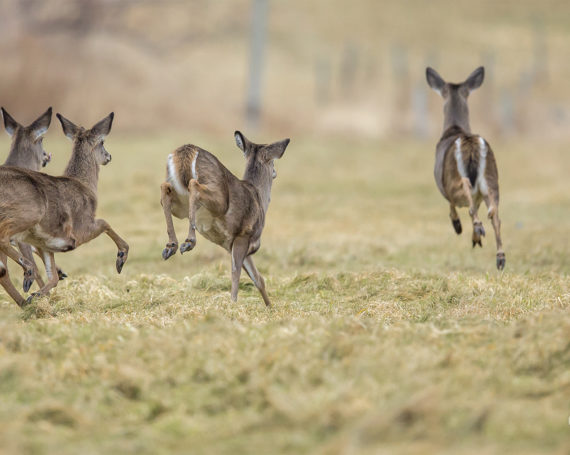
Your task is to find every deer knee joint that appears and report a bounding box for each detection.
[161,182,173,195]
[189,179,202,194]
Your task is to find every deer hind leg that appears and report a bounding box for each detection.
[26,250,60,304]
[0,252,26,307]
[230,236,249,302]
[160,182,179,260]
[179,179,200,254]
[17,242,45,292]
[484,194,505,270]
[180,179,228,254]
[460,177,485,247]
[450,204,462,234]
[82,219,129,273]
[0,240,35,292]
[243,255,271,307]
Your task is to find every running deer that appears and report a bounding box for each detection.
[1,107,67,296]
[160,131,290,306]
[0,112,129,307]
[426,66,505,270]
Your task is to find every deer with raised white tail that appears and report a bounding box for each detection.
[426,66,505,270]
[0,107,67,300]
[160,131,290,306]
[0,112,129,307]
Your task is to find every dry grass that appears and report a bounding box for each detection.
[0,130,568,454]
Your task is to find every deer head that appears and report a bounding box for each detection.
[57,112,114,193]
[234,131,290,183]
[57,112,114,164]
[2,107,52,169]
[426,66,485,133]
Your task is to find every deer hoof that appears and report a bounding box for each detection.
[474,223,486,237]
[57,269,68,280]
[162,243,178,260]
[496,252,506,270]
[180,238,196,254]
[22,268,35,293]
[452,219,462,234]
[472,239,483,248]
[25,292,42,305]
[116,251,128,274]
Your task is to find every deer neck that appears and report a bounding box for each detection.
[4,135,42,171]
[243,161,273,213]
[443,95,471,134]
[63,143,99,194]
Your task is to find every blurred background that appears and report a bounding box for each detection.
[0,0,568,281]
[0,0,569,140]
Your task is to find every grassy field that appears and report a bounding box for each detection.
[0,132,568,454]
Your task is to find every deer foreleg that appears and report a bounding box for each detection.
[35,246,67,281]
[484,194,505,270]
[0,252,26,307]
[26,251,60,304]
[160,182,179,260]
[0,240,35,292]
[230,236,249,302]
[18,242,45,291]
[460,178,485,248]
[449,204,462,234]
[243,255,271,307]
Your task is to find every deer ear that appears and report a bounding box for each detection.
[265,138,290,161]
[234,131,246,153]
[1,107,20,137]
[465,66,484,92]
[29,107,52,141]
[426,67,446,96]
[90,112,114,141]
[56,113,80,141]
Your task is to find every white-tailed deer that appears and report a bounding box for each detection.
[1,107,67,300]
[0,112,129,307]
[160,131,290,306]
[426,66,505,270]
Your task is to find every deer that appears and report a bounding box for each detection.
[160,131,290,307]
[426,66,505,270]
[0,112,129,307]
[1,107,67,299]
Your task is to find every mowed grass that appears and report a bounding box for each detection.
[0,131,568,454]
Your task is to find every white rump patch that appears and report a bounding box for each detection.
[476,136,489,196]
[0,258,5,270]
[191,150,199,180]
[454,138,467,178]
[167,154,189,196]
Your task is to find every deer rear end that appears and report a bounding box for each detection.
[426,66,505,270]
